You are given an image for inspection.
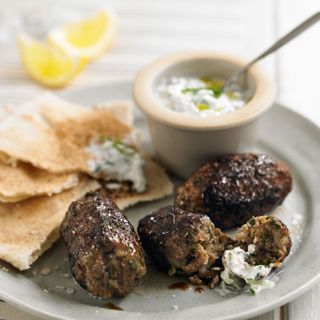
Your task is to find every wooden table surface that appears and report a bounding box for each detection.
[0,0,319,319]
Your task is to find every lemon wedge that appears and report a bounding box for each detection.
[17,34,87,88]
[48,9,117,61]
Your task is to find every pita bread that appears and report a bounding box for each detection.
[0,178,99,271]
[94,100,134,127]
[0,159,172,270]
[0,162,79,203]
[0,94,131,173]
[38,93,134,127]
[105,158,174,210]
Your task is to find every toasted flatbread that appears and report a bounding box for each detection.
[94,100,134,127]
[0,93,131,173]
[0,162,79,203]
[0,178,100,271]
[0,159,172,270]
[106,158,174,210]
[39,93,134,128]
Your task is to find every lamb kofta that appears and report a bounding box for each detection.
[175,153,292,230]
[236,215,292,267]
[217,215,292,294]
[60,190,146,298]
[138,205,235,286]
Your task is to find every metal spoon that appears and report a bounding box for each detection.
[223,11,320,92]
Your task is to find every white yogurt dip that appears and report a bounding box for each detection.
[156,77,245,116]
[87,137,146,192]
[216,245,275,296]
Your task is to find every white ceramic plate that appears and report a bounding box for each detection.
[0,81,319,320]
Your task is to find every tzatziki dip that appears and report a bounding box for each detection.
[87,136,146,192]
[156,77,245,116]
[216,245,275,296]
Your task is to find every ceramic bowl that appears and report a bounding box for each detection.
[132,51,276,178]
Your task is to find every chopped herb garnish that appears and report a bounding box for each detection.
[271,219,281,230]
[208,86,223,97]
[182,87,204,94]
[99,136,137,157]
[248,217,256,226]
[201,78,224,89]
[226,91,239,100]
[202,78,224,97]
[112,140,136,156]
[99,135,108,143]
[182,78,224,98]
[261,232,271,246]
[197,104,210,111]
[249,288,256,295]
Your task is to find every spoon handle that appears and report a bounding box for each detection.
[245,11,320,71]
[226,11,320,86]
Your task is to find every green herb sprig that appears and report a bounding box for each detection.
[99,136,137,157]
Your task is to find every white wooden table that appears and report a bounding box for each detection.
[0,0,319,319]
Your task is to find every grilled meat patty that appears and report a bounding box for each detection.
[138,205,234,286]
[175,153,292,230]
[236,215,292,267]
[60,190,146,298]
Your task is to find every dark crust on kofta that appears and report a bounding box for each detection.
[138,205,234,286]
[60,189,146,299]
[175,153,292,230]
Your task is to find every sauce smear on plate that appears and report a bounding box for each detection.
[104,303,123,311]
[168,281,190,291]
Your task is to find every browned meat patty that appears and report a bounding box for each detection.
[236,215,292,267]
[60,190,146,298]
[138,205,234,287]
[175,153,292,230]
